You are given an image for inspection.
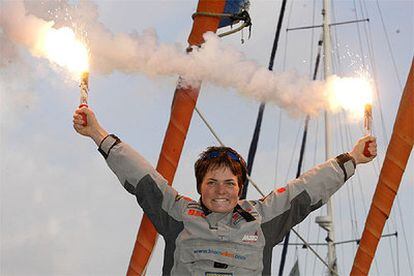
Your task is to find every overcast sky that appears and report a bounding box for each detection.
[1,0,413,275]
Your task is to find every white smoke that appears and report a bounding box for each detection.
[1,0,334,116]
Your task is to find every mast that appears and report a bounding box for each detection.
[126,1,226,275]
[315,0,338,275]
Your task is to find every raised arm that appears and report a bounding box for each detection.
[73,107,189,235]
[253,135,377,246]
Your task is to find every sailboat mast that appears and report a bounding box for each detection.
[320,0,338,274]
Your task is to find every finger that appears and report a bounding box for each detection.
[73,117,84,125]
[73,124,82,132]
[73,114,82,121]
[75,108,88,115]
[73,120,83,128]
[73,119,84,127]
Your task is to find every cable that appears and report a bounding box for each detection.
[374,0,403,90]
[273,110,282,185]
[292,228,339,276]
[241,0,288,199]
[351,0,367,69]
[359,2,412,273]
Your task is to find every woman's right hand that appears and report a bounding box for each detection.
[73,107,109,146]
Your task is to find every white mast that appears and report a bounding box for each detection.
[315,0,338,275]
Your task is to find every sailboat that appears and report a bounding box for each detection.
[0,1,412,275]
[135,1,413,275]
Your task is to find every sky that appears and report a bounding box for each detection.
[1,0,413,275]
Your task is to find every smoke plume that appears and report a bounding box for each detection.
[1,0,337,116]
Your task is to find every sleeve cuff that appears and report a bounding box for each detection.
[98,134,121,159]
[335,153,356,182]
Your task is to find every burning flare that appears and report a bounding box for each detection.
[327,76,374,119]
[37,26,89,76]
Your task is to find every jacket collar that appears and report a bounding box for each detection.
[199,198,255,222]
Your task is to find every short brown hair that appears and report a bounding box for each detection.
[194,146,247,195]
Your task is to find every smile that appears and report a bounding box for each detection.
[212,199,229,202]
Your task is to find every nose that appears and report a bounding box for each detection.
[215,183,227,195]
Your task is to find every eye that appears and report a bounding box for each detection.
[207,180,217,186]
[226,181,236,187]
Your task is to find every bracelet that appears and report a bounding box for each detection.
[98,134,111,149]
[98,134,121,159]
[335,153,356,182]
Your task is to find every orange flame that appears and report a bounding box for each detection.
[328,76,374,119]
[37,26,89,76]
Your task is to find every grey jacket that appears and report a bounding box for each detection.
[99,135,355,275]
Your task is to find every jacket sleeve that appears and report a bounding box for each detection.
[254,155,355,246]
[98,135,188,236]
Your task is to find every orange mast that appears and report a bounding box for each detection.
[126,1,226,275]
[351,59,414,275]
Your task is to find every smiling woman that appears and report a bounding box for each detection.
[72,106,376,275]
[200,166,240,213]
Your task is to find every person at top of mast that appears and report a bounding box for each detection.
[73,106,377,276]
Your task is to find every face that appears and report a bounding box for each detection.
[200,166,240,213]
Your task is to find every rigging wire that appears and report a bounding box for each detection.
[337,112,359,246]
[279,31,323,276]
[292,227,339,276]
[333,115,346,276]
[329,1,401,272]
[273,0,294,187]
[329,0,341,74]
[194,106,265,197]
[309,0,317,77]
[374,0,403,90]
[397,233,400,276]
[360,1,413,273]
[311,120,323,275]
[345,121,382,275]
[303,2,317,271]
[369,1,413,273]
[273,111,282,186]
[240,0,288,199]
[344,111,383,275]
[193,105,338,274]
[278,118,307,275]
[395,199,412,274]
[351,0,367,68]
[359,1,389,146]
[282,124,301,184]
[304,117,320,273]
[303,2,318,272]
[328,3,356,274]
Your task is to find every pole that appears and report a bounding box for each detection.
[126,1,226,275]
[316,0,338,275]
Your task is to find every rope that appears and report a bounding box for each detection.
[291,228,339,276]
[194,105,338,273]
[374,0,403,90]
[359,2,413,273]
[192,10,252,40]
[194,106,266,197]
[241,0,288,199]
[279,33,322,276]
